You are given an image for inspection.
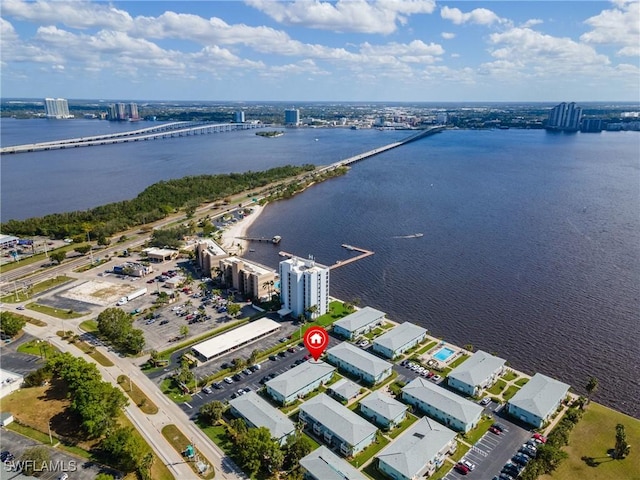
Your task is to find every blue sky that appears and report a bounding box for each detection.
[1,0,638,101]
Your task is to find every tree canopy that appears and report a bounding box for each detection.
[97,307,145,354]
[0,311,26,337]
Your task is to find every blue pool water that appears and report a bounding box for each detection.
[433,347,455,362]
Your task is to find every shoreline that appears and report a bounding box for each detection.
[219,204,266,255]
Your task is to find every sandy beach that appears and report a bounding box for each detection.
[219,204,266,255]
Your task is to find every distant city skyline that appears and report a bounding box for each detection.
[1,0,639,102]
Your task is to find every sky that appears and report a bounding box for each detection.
[1,0,639,102]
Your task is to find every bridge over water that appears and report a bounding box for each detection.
[0,121,264,154]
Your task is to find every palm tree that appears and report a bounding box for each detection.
[306,304,318,320]
[614,423,631,459]
[586,377,598,405]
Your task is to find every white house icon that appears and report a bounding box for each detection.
[309,332,324,345]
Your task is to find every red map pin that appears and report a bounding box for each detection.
[303,326,329,361]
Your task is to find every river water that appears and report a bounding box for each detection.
[1,119,638,417]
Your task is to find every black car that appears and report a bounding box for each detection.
[232,374,242,381]
[221,362,232,369]
[269,355,278,361]
[213,381,223,389]
[502,463,522,476]
[512,453,530,466]
[1,451,14,462]
[278,351,287,357]
[160,320,169,325]
[492,422,507,432]
[259,376,269,384]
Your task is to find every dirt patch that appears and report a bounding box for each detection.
[61,280,137,306]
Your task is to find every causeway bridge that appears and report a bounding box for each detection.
[0,121,264,154]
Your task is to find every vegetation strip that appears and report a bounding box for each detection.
[116,375,158,415]
[161,424,215,479]
[26,302,84,319]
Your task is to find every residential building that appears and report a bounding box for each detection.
[333,307,386,340]
[285,108,300,126]
[326,342,393,385]
[328,379,361,402]
[299,394,377,456]
[266,361,335,405]
[359,391,407,429]
[376,417,457,480]
[234,111,245,123]
[402,378,483,433]
[108,102,139,121]
[299,446,367,480]
[220,256,276,300]
[228,392,295,446]
[44,98,72,119]
[447,350,506,397]
[279,256,329,318]
[372,322,427,359]
[546,102,582,131]
[195,240,228,275]
[0,369,24,399]
[581,118,603,133]
[192,319,281,362]
[507,373,570,428]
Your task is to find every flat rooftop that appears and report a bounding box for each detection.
[192,318,281,360]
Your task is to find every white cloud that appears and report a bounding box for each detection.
[246,0,436,34]
[580,1,639,56]
[521,19,543,28]
[2,0,133,30]
[441,32,455,39]
[440,6,509,26]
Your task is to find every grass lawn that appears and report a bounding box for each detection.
[160,378,193,403]
[1,276,75,304]
[3,311,47,327]
[0,245,80,273]
[200,423,234,454]
[487,379,507,395]
[349,435,390,468]
[289,301,353,342]
[429,462,453,480]
[539,402,640,480]
[71,339,114,367]
[462,417,494,445]
[79,319,98,333]
[515,377,530,387]
[387,413,419,439]
[17,339,58,357]
[415,340,438,356]
[26,303,85,319]
[363,462,388,480]
[117,375,159,414]
[448,354,470,369]
[502,370,519,382]
[450,441,471,462]
[161,424,215,479]
[6,421,60,445]
[502,385,521,401]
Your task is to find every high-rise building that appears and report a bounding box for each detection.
[279,256,329,318]
[43,98,72,119]
[546,102,582,131]
[284,108,300,126]
[234,111,245,123]
[108,102,139,121]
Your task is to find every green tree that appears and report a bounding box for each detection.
[614,423,631,459]
[536,444,568,473]
[199,400,226,426]
[237,427,284,477]
[97,308,133,347]
[228,417,248,442]
[305,304,318,319]
[227,302,241,318]
[179,325,189,338]
[284,431,315,469]
[50,250,66,264]
[74,244,92,255]
[586,376,598,404]
[0,311,26,337]
[185,202,198,218]
[97,235,111,246]
[232,357,246,371]
[248,349,260,366]
[124,328,145,354]
[100,427,149,472]
[176,363,194,387]
[95,474,115,480]
[20,446,50,477]
[149,350,160,366]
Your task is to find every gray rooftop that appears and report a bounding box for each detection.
[448,350,506,387]
[300,393,377,446]
[508,373,570,419]
[329,378,361,400]
[266,360,335,398]
[373,322,427,351]
[376,417,457,479]
[333,306,386,333]
[359,391,407,421]
[299,446,367,480]
[229,391,295,440]
[402,377,483,424]
[327,342,393,377]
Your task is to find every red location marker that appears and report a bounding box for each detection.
[303,326,329,361]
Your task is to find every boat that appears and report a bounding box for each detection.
[248,249,255,252]
[393,233,424,239]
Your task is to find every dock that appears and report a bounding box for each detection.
[278,244,374,269]
[237,235,281,244]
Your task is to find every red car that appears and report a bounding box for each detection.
[454,463,470,475]
[533,433,547,443]
[489,426,501,435]
[303,354,311,360]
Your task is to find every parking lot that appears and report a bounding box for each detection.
[0,429,120,480]
[443,410,531,480]
[0,333,48,377]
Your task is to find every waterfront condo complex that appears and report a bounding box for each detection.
[43,98,72,119]
[279,256,329,318]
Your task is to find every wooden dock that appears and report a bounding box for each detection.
[278,244,374,269]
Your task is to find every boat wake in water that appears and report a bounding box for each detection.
[393,233,424,239]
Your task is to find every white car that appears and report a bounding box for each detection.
[462,460,476,471]
[431,374,442,382]
[223,377,233,384]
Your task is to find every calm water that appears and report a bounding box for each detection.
[2,119,639,417]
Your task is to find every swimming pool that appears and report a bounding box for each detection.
[433,347,455,362]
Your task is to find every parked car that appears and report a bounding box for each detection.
[160,320,169,325]
[454,463,470,475]
[202,386,212,394]
[288,347,297,353]
[213,382,223,389]
[243,387,251,393]
[532,433,547,443]
[431,375,442,382]
[480,397,492,406]
[259,376,270,384]
[278,351,287,357]
[16,305,25,310]
[512,453,531,466]
[357,340,370,348]
[242,368,252,375]
[489,426,502,435]
[232,374,242,381]
[492,423,507,432]
[303,354,311,360]
[223,377,233,384]
[269,355,278,361]
[462,460,476,471]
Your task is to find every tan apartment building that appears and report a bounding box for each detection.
[219,256,276,300]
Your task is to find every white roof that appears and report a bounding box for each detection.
[192,318,280,360]
[373,322,427,351]
[229,392,295,440]
[300,394,377,446]
[144,247,178,257]
[329,379,361,400]
[508,373,570,419]
[448,350,505,387]
[402,377,483,425]
[300,446,367,480]
[199,239,227,257]
[327,342,393,377]
[360,391,407,422]
[334,306,385,333]
[221,256,274,276]
[0,235,19,243]
[376,417,456,479]
[266,361,335,398]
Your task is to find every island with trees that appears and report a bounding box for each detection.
[255,130,284,138]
